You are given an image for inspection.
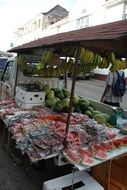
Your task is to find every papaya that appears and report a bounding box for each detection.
[101,113,110,122]
[94,114,106,124]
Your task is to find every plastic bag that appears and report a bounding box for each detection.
[116,116,127,129]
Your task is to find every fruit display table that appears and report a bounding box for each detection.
[63,132,127,190]
[0,99,127,190]
[0,99,64,161]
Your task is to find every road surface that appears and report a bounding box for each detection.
[67,78,127,110]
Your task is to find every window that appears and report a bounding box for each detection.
[76,15,90,29]
[0,58,8,70]
[38,19,41,28]
[124,4,127,19]
[0,58,8,79]
[3,61,13,84]
[82,9,86,14]
[34,21,37,30]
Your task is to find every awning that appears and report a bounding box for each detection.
[8,20,127,58]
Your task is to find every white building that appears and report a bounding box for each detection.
[68,0,127,77]
[14,5,69,47]
[14,1,127,44]
[13,0,127,77]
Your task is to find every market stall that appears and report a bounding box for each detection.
[0,98,114,161]
[4,19,127,190]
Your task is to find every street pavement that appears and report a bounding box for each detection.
[68,78,127,110]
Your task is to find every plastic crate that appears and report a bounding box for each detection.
[43,170,104,190]
[15,86,45,104]
[15,98,44,109]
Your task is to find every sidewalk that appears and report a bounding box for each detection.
[0,137,72,190]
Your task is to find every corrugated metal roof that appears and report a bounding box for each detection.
[8,20,127,57]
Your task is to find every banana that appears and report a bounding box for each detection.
[17,55,21,65]
[88,51,94,63]
[56,67,61,76]
[110,52,116,64]
[110,59,119,72]
[62,45,75,56]
[117,59,121,70]
[83,50,93,64]
[121,60,126,70]
[98,59,103,69]
[37,60,45,70]
[17,55,26,65]
[67,59,74,72]
[109,65,116,72]
[105,59,110,68]
[103,58,110,68]
[98,57,107,69]
[84,50,90,63]
[83,49,90,64]
[107,52,116,64]
[96,54,102,66]
[80,48,86,62]
[92,53,98,67]
[123,59,127,69]
[42,51,54,64]
[100,57,109,68]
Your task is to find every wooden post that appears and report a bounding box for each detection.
[64,46,81,146]
[64,56,68,89]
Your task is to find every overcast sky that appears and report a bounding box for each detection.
[0,0,76,51]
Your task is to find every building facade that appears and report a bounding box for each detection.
[13,0,127,77]
[14,5,68,46]
[14,0,127,46]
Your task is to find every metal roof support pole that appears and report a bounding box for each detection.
[64,56,68,89]
[64,45,81,147]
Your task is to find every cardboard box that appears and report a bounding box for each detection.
[43,170,104,190]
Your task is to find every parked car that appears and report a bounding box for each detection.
[68,70,94,80]
[75,70,94,80]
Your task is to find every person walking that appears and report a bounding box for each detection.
[100,70,126,107]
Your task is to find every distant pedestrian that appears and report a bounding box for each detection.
[100,70,126,107]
